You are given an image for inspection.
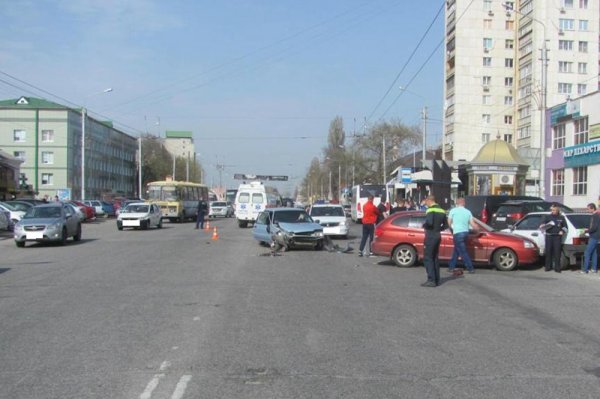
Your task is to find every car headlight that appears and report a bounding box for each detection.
[524,241,535,249]
[314,231,324,237]
[49,221,61,230]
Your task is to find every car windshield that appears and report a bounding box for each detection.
[274,210,313,223]
[124,205,149,213]
[566,214,592,229]
[212,202,227,207]
[24,207,62,219]
[0,202,16,211]
[310,206,344,217]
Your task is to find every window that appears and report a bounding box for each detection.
[483,57,492,66]
[13,151,25,161]
[577,84,587,95]
[518,126,531,139]
[483,0,492,11]
[553,124,566,149]
[482,76,491,86]
[519,106,531,118]
[573,166,587,195]
[505,20,514,30]
[504,134,513,143]
[483,19,492,29]
[558,61,573,73]
[578,41,588,53]
[562,0,574,7]
[579,20,588,31]
[505,58,513,68]
[504,96,513,105]
[505,77,513,87]
[559,40,573,50]
[13,129,26,142]
[483,95,492,105]
[504,1,514,10]
[578,62,587,74]
[558,83,572,94]
[41,173,54,186]
[552,169,565,196]
[559,19,574,30]
[41,129,54,143]
[574,117,588,144]
[482,133,491,143]
[579,0,588,8]
[504,115,513,124]
[41,151,54,165]
[482,114,491,124]
[483,37,493,49]
[505,39,514,49]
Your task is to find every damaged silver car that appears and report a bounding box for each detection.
[253,208,324,251]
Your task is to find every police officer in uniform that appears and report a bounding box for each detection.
[421,195,448,287]
[539,204,568,273]
[195,197,208,229]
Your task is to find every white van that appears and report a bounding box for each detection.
[234,181,282,228]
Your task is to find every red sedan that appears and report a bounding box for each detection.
[371,211,539,271]
[69,201,96,221]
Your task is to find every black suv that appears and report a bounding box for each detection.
[490,200,573,230]
[465,195,542,226]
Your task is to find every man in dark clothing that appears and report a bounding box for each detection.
[539,204,568,273]
[376,194,387,224]
[582,203,599,274]
[421,195,448,287]
[195,198,208,229]
[390,199,408,215]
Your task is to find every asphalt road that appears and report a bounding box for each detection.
[1,217,599,398]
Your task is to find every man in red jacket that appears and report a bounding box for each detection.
[359,194,380,257]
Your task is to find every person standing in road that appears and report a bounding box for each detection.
[421,195,448,287]
[376,194,387,224]
[358,194,380,257]
[448,197,478,274]
[539,204,568,273]
[581,203,600,274]
[390,199,408,215]
[195,197,208,230]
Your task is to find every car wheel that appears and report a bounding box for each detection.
[15,241,25,248]
[392,244,417,267]
[238,220,248,228]
[157,219,163,229]
[117,226,123,231]
[493,248,518,271]
[315,240,324,250]
[141,220,148,230]
[60,228,68,246]
[73,224,82,241]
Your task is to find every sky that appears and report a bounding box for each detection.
[0,0,446,196]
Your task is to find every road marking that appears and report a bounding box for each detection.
[139,374,164,399]
[170,375,192,399]
[159,361,171,372]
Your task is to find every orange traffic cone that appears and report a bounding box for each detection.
[204,219,211,231]
[211,226,219,240]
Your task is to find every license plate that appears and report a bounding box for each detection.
[123,220,140,227]
[26,232,44,239]
[496,217,506,221]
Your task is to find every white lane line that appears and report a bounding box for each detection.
[139,374,165,399]
[170,375,193,399]
[159,360,172,372]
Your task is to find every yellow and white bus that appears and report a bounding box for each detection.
[146,180,208,223]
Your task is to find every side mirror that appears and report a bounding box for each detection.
[507,224,514,230]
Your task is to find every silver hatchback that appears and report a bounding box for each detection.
[13,204,82,247]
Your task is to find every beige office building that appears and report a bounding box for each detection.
[444,0,599,194]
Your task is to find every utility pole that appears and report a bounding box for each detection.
[421,106,428,169]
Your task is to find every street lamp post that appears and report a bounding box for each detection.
[81,88,113,200]
[503,2,548,198]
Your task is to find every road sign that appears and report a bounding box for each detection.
[401,168,412,183]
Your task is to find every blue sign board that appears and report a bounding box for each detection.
[401,168,412,183]
[563,140,600,168]
[550,100,580,125]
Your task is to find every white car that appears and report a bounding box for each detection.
[83,200,106,217]
[209,201,234,218]
[0,202,26,224]
[117,203,162,230]
[502,211,592,268]
[308,204,349,238]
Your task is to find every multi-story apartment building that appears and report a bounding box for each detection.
[164,130,195,159]
[444,0,599,195]
[0,96,137,200]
